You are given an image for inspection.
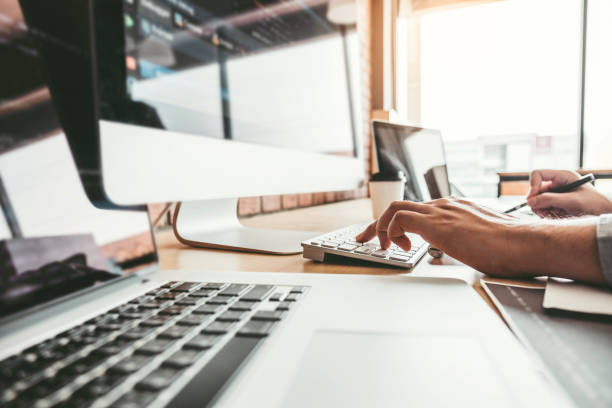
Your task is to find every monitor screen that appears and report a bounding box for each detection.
[98,0,358,156]
[0,0,157,321]
[373,122,450,202]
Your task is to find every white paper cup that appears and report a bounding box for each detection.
[369,180,405,219]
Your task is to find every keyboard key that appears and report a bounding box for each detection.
[202,321,235,335]
[237,320,275,338]
[110,354,151,374]
[93,340,131,357]
[118,312,145,321]
[290,287,305,294]
[162,281,181,288]
[136,339,176,355]
[60,353,106,377]
[167,337,260,407]
[119,327,154,341]
[110,390,157,408]
[241,285,274,302]
[389,254,410,262]
[76,373,125,398]
[56,393,94,408]
[97,322,124,332]
[192,304,221,315]
[204,283,225,289]
[157,292,184,301]
[251,311,285,321]
[136,367,182,391]
[217,284,249,297]
[337,243,358,251]
[284,294,300,302]
[175,298,200,306]
[183,335,220,351]
[228,301,254,311]
[216,311,246,322]
[176,314,211,326]
[170,282,202,292]
[354,246,374,254]
[371,249,391,258]
[159,305,187,315]
[158,325,195,339]
[188,289,215,298]
[268,293,283,302]
[321,242,339,248]
[140,299,171,309]
[326,239,343,244]
[276,302,292,311]
[73,335,99,347]
[207,296,229,305]
[140,316,171,327]
[26,372,73,398]
[163,349,203,369]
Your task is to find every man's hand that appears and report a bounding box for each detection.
[356,198,526,276]
[355,198,606,285]
[527,169,612,218]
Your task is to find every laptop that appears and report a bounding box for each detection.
[372,120,451,202]
[0,127,572,408]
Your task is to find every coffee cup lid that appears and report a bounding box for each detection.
[370,171,406,182]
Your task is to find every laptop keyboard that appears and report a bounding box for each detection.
[302,223,428,268]
[0,281,306,408]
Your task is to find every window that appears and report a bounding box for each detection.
[583,0,612,170]
[397,0,582,196]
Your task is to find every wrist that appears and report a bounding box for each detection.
[478,223,543,277]
[504,223,550,276]
[511,221,604,284]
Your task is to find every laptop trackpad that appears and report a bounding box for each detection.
[282,330,512,407]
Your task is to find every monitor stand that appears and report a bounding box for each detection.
[172,199,319,255]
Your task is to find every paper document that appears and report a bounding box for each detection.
[543,279,612,316]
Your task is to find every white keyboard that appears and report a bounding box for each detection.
[301,223,429,268]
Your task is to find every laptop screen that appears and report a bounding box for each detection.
[373,121,450,202]
[0,0,157,321]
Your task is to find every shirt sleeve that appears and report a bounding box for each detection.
[596,214,612,287]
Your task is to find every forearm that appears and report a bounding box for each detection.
[511,220,606,286]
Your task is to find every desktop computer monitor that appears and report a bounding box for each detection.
[21,0,365,254]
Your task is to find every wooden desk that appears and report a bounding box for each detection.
[155,198,504,313]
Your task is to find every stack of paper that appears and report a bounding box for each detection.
[543,280,612,316]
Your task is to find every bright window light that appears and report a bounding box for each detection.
[409,0,582,196]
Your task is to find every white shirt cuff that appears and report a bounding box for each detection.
[596,214,612,287]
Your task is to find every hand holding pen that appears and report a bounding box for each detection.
[526,170,612,217]
[504,172,595,214]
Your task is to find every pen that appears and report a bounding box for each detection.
[503,173,595,214]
